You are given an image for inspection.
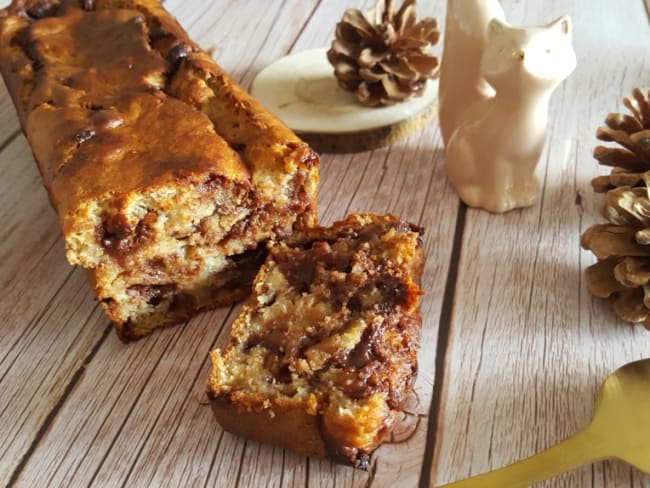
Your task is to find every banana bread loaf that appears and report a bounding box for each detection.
[207,213,424,467]
[0,0,319,340]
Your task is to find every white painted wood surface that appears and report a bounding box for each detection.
[0,0,647,487]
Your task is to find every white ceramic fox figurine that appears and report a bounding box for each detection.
[444,16,577,213]
[438,0,505,146]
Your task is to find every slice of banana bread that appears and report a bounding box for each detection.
[207,213,424,467]
[0,0,319,340]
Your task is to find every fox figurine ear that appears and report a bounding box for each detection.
[550,15,572,36]
[487,17,507,37]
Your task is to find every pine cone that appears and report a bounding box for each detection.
[581,88,650,328]
[591,87,650,193]
[327,0,439,107]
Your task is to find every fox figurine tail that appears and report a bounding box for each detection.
[438,0,505,146]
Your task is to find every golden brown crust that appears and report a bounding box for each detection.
[210,397,329,458]
[0,0,319,339]
[207,213,424,467]
[29,93,251,225]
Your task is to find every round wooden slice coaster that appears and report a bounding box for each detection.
[251,48,438,153]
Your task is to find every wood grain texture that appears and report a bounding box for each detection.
[0,82,20,142]
[1,0,648,486]
[0,133,112,485]
[431,0,650,487]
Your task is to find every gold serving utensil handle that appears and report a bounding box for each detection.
[436,359,650,487]
[436,427,604,487]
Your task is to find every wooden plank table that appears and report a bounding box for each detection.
[0,0,649,486]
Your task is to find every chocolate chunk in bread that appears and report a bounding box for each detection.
[207,213,424,467]
[0,0,319,340]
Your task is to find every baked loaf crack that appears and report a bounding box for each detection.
[207,213,424,467]
[0,0,319,340]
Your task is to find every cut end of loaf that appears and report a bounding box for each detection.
[74,168,305,340]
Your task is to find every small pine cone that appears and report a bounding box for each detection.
[582,88,650,329]
[591,87,650,193]
[327,0,439,107]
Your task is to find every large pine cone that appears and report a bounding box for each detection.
[327,0,439,107]
[582,88,650,328]
[591,88,650,192]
